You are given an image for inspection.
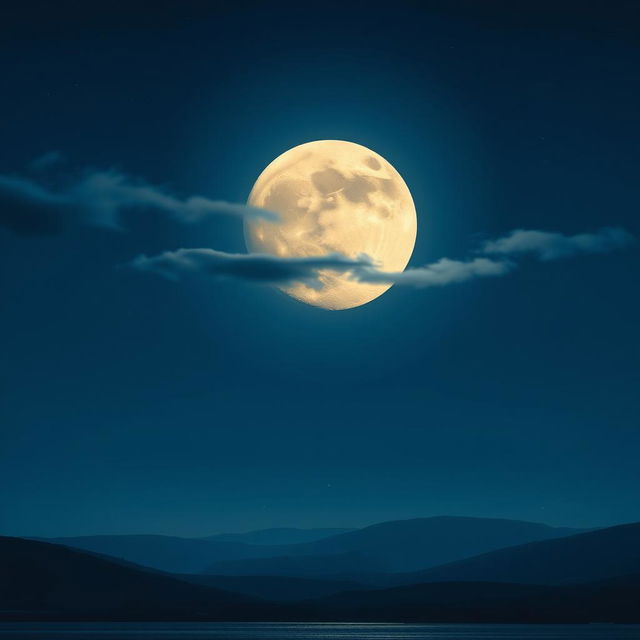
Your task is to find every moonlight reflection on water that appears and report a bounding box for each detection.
[1,623,640,640]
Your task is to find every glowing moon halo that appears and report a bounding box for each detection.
[245,140,417,310]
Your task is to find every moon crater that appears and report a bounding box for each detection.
[245,140,417,310]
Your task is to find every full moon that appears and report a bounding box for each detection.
[245,140,417,310]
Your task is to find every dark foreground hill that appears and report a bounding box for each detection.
[202,516,584,575]
[0,537,267,621]
[390,522,640,586]
[294,579,640,623]
[182,574,370,602]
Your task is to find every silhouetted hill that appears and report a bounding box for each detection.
[296,580,640,623]
[596,572,640,587]
[0,537,267,621]
[207,551,389,578]
[205,516,584,574]
[3,536,640,623]
[182,574,370,602]
[393,522,640,585]
[205,528,353,545]
[43,534,276,574]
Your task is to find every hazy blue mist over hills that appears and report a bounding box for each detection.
[43,516,584,576]
[204,528,353,545]
[201,517,584,574]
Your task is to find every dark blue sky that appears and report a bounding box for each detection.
[1,1,639,537]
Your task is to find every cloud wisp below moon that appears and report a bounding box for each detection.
[131,249,374,289]
[131,226,635,298]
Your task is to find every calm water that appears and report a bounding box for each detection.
[0,623,639,640]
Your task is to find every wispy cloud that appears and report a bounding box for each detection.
[131,226,635,294]
[130,249,373,289]
[0,162,276,235]
[481,227,635,261]
[355,257,512,288]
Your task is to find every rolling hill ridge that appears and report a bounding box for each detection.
[388,522,640,586]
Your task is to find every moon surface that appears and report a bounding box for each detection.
[245,140,417,310]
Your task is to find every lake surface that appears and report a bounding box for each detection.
[0,623,639,640]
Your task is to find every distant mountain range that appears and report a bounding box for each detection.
[45,516,584,575]
[3,522,640,623]
[204,527,353,545]
[201,516,584,575]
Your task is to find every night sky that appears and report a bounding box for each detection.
[1,1,639,537]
